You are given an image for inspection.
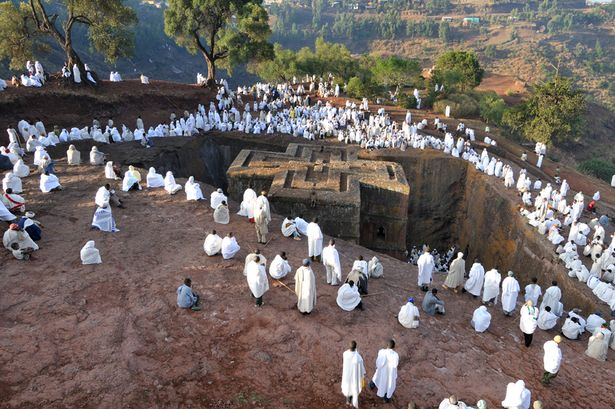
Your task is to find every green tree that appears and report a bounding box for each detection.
[432,50,484,92]
[478,92,506,124]
[249,43,297,83]
[164,0,273,87]
[369,55,421,89]
[438,21,451,43]
[0,0,136,74]
[522,76,586,144]
[595,39,603,59]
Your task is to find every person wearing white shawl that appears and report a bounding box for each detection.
[237,187,257,219]
[463,259,485,297]
[33,146,48,166]
[3,172,22,193]
[243,250,266,276]
[281,217,301,239]
[72,64,81,83]
[146,167,165,188]
[443,252,465,292]
[294,215,308,236]
[39,171,61,193]
[203,230,222,256]
[307,218,324,261]
[254,191,271,223]
[269,252,291,279]
[66,144,81,165]
[501,271,521,316]
[294,258,316,313]
[122,168,141,192]
[536,306,558,330]
[586,332,608,361]
[105,161,118,180]
[368,256,383,278]
[246,255,269,306]
[89,146,105,165]
[438,395,468,409]
[80,240,102,265]
[3,223,38,251]
[336,281,362,311]
[214,201,230,224]
[322,239,342,285]
[539,281,561,312]
[164,171,182,194]
[185,176,205,201]
[341,340,366,408]
[254,203,269,243]
[482,268,501,304]
[221,232,240,259]
[398,297,420,328]
[542,336,562,385]
[91,204,119,232]
[140,74,149,84]
[2,188,25,213]
[524,277,542,305]
[210,188,226,209]
[368,339,398,403]
[13,159,29,178]
[352,255,368,275]
[0,200,17,222]
[417,246,435,291]
[501,380,531,409]
[471,306,491,333]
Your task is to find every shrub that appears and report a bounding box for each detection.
[346,77,366,98]
[433,94,479,118]
[578,159,615,183]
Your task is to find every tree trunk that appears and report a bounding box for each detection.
[205,56,216,88]
[65,46,84,74]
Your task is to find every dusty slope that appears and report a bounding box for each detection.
[1,151,614,409]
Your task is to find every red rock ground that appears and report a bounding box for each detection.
[1,81,614,409]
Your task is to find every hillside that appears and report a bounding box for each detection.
[1,81,614,408]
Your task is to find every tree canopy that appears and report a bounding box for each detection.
[164,0,273,86]
[369,55,421,89]
[0,0,136,73]
[432,50,484,92]
[520,76,586,145]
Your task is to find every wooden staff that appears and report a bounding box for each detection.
[362,292,384,298]
[274,279,295,294]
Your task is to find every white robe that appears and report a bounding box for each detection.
[540,286,561,312]
[164,172,182,194]
[146,168,164,188]
[238,188,257,217]
[307,222,323,257]
[501,380,531,409]
[105,162,117,179]
[295,217,308,236]
[221,236,240,259]
[341,350,365,408]
[246,261,269,298]
[398,302,420,328]
[210,190,227,209]
[122,170,140,192]
[371,348,398,399]
[294,265,316,313]
[543,340,562,373]
[80,241,102,265]
[501,276,520,313]
[13,160,29,178]
[464,262,485,296]
[91,206,118,232]
[336,283,361,311]
[537,309,558,330]
[269,255,291,279]
[185,177,205,201]
[417,253,435,286]
[471,306,491,332]
[203,233,222,256]
[39,173,60,193]
[524,284,542,305]
[482,269,501,304]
